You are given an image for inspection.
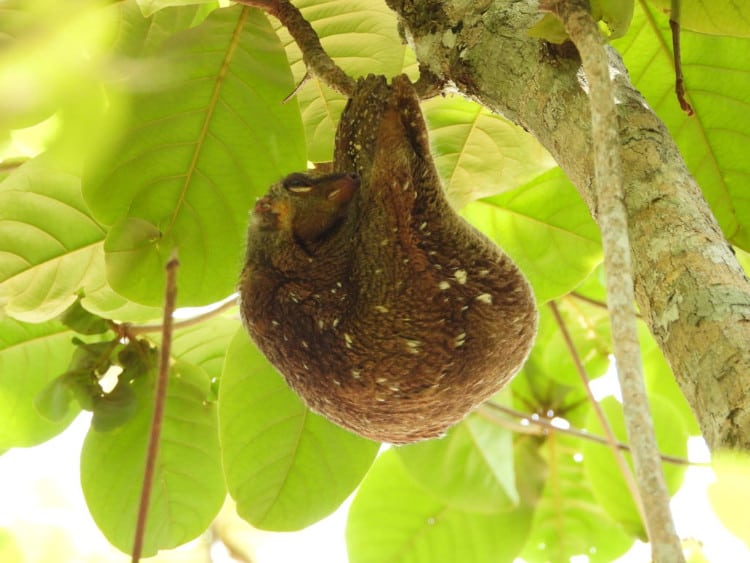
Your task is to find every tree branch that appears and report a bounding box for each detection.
[132,254,179,562]
[233,0,355,96]
[386,0,750,452]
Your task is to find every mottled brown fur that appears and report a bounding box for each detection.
[240,75,537,443]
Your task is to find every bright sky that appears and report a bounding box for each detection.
[1,411,748,562]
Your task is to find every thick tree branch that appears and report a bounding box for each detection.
[386,0,750,452]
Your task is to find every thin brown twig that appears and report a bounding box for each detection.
[479,402,701,467]
[125,294,238,336]
[232,0,355,96]
[132,253,179,563]
[669,0,694,115]
[549,300,647,522]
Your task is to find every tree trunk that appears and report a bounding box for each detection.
[386,0,750,450]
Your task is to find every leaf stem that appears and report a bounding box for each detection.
[131,253,179,562]
[669,0,694,115]
[549,300,647,521]
[479,402,700,467]
[125,294,238,336]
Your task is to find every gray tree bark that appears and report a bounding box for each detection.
[385,0,750,450]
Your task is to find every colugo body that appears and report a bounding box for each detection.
[240,75,537,443]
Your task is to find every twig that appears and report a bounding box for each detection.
[541,1,685,561]
[479,402,699,467]
[669,0,694,115]
[132,253,180,562]
[549,300,647,522]
[233,0,355,96]
[125,294,238,336]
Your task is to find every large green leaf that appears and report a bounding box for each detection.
[583,395,688,539]
[346,449,535,563]
[396,411,518,514]
[83,5,306,307]
[613,3,750,249]
[80,361,224,556]
[0,156,105,322]
[0,318,79,448]
[219,329,379,530]
[708,451,750,548]
[647,0,750,37]
[462,167,602,303]
[520,432,634,563]
[423,96,558,208]
[276,0,415,162]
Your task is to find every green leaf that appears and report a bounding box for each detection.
[396,412,518,514]
[219,329,379,531]
[521,432,634,563]
[708,451,750,548]
[170,314,239,381]
[0,0,117,131]
[528,0,634,43]
[79,249,164,323]
[594,0,635,38]
[422,96,558,208]
[462,167,602,303]
[0,529,22,563]
[59,299,111,334]
[524,294,611,389]
[91,377,138,432]
[647,0,750,38]
[0,318,79,448]
[137,0,218,18]
[612,3,750,249]
[0,156,105,322]
[83,6,306,307]
[583,395,688,539]
[276,0,415,161]
[80,361,225,556]
[34,375,78,422]
[346,449,535,563]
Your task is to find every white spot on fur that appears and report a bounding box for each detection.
[454,269,468,284]
[351,370,361,379]
[374,305,389,313]
[271,320,280,327]
[405,339,422,354]
[438,280,450,290]
[454,332,467,347]
[476,293,493,304]
[344,333,353,348]
[302,340,309,349]
[332,318,340,328]
[419,222,428,231]
[376,377,388,384]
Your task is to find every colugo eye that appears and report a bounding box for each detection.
[283,173,314,192]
